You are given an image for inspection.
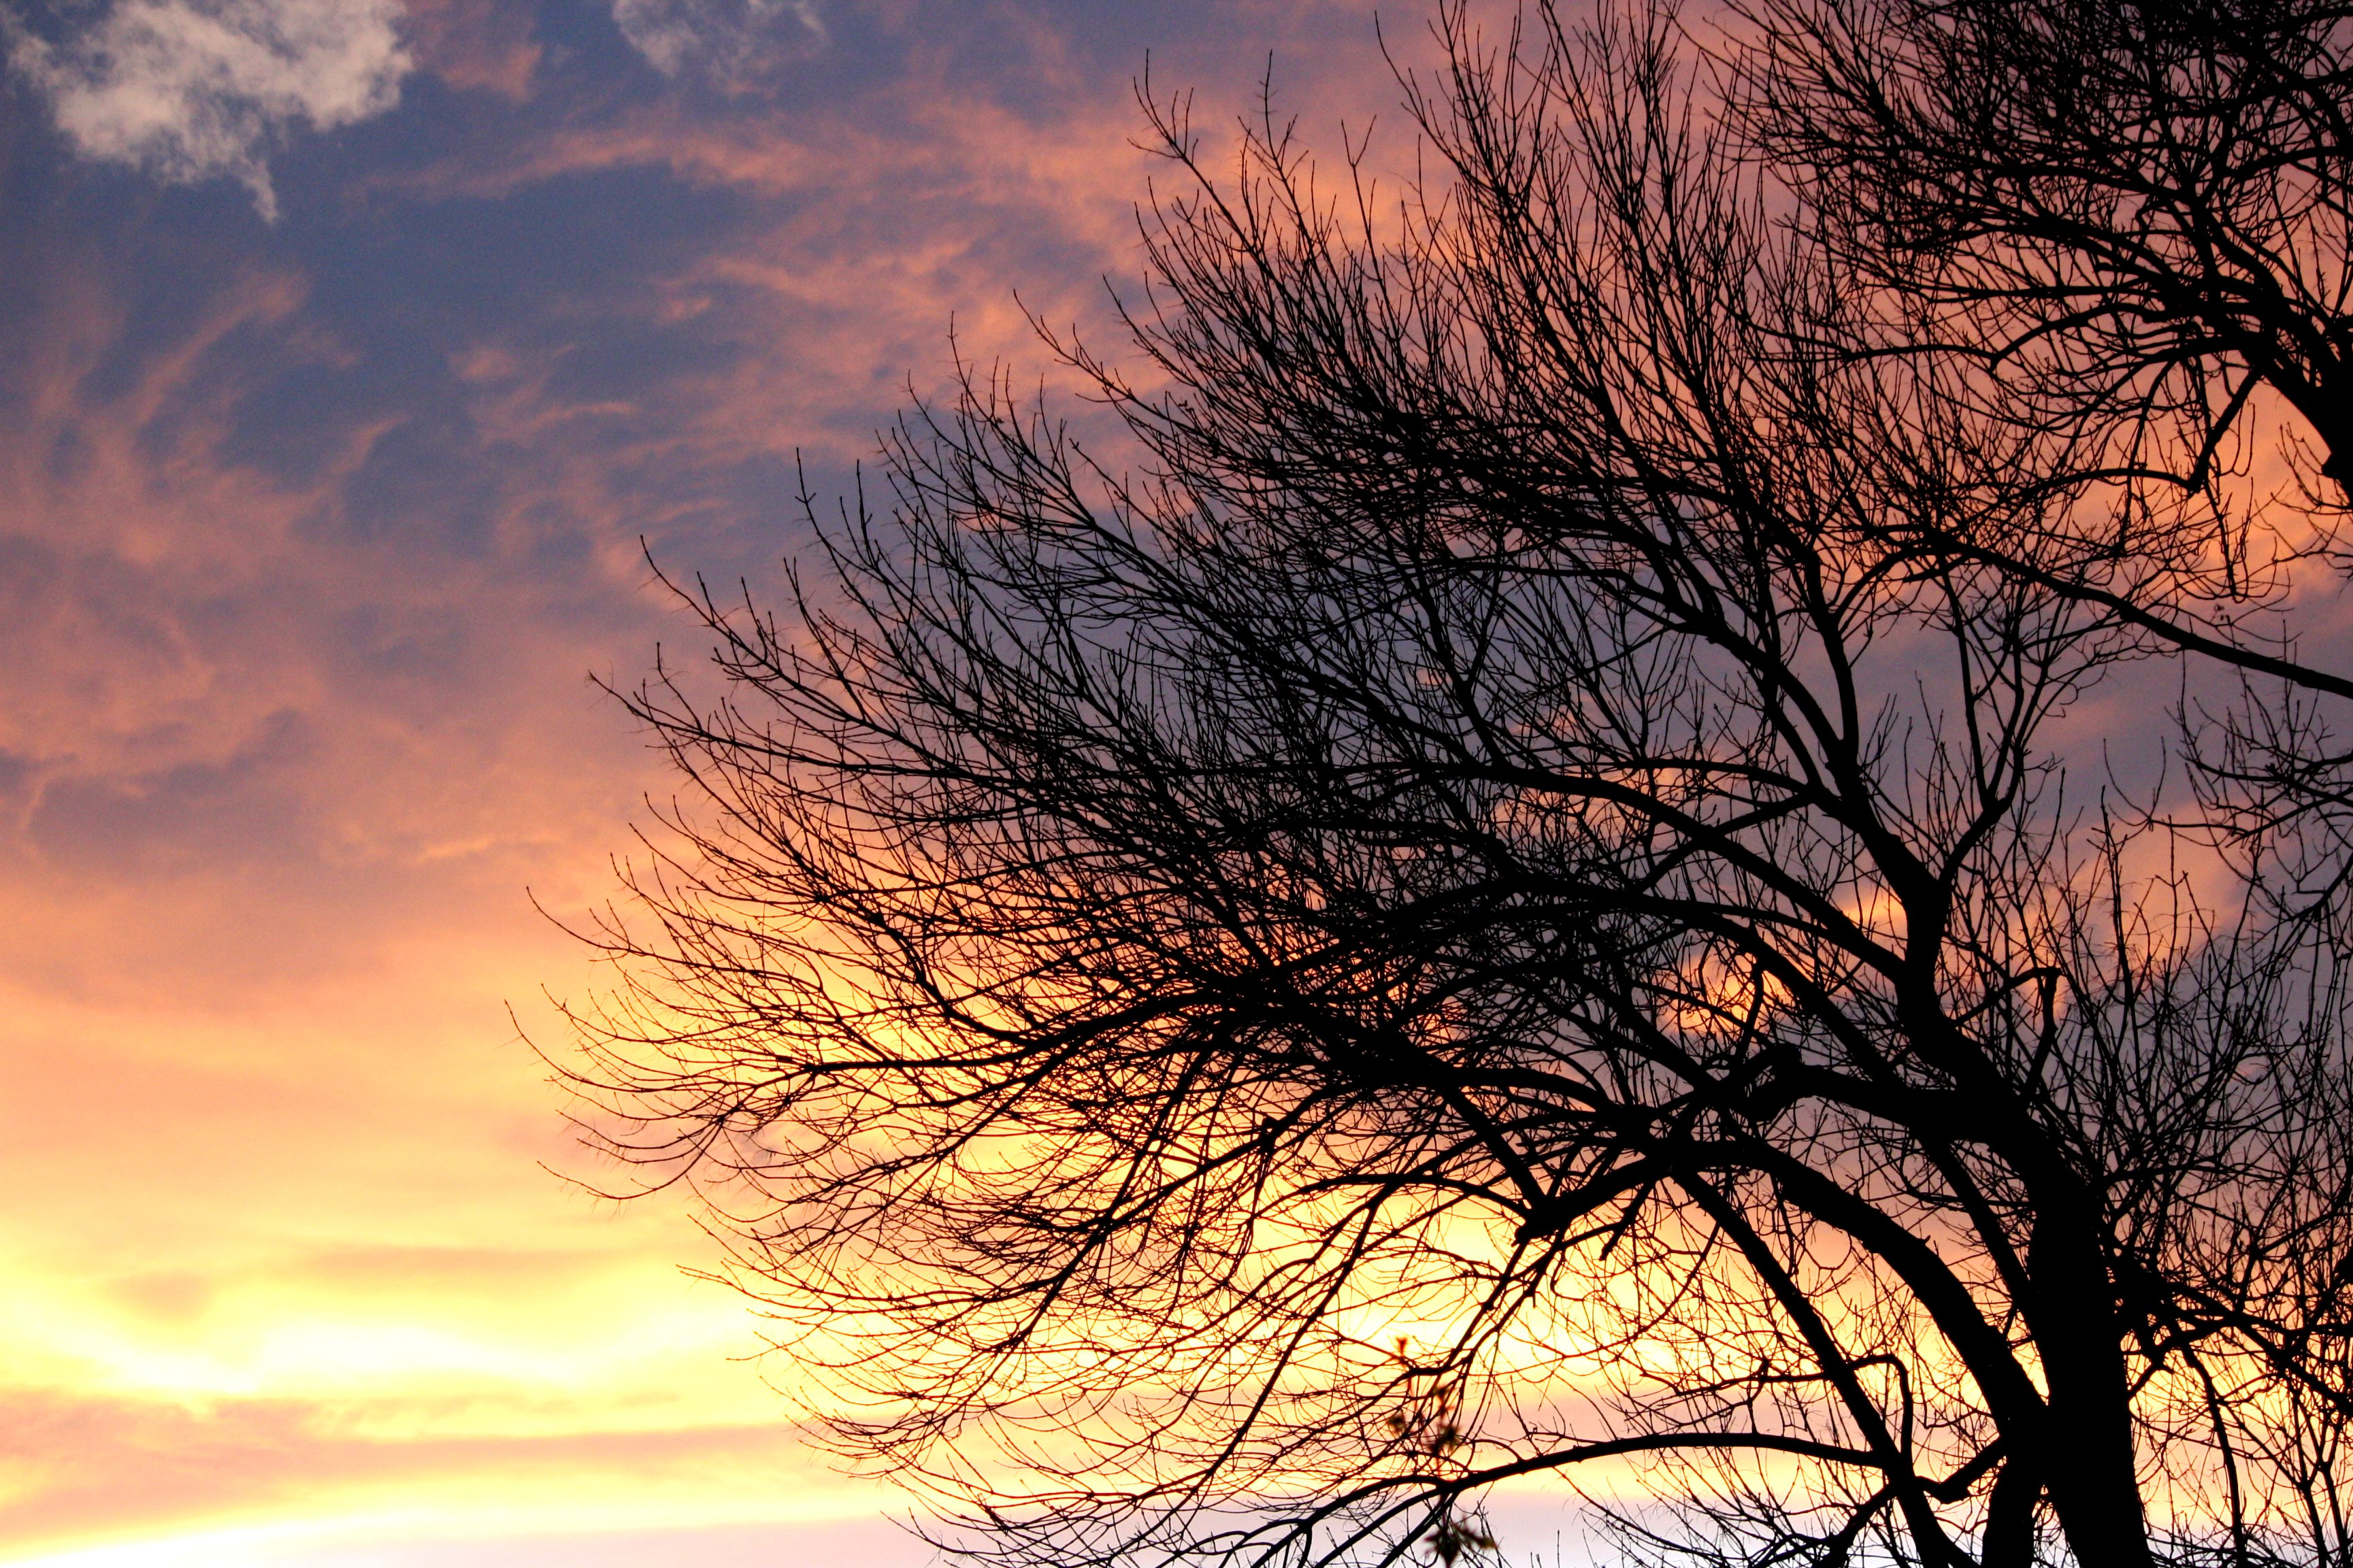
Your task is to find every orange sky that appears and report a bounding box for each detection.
[0,1,1438,1559]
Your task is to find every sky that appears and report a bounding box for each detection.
[0,1,1518,1562]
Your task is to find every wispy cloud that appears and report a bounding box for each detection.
[3,0,412,218]
[0,1383,877,1554]
[610,0,823,85]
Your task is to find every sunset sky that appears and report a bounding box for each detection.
[0,1,1498,1561]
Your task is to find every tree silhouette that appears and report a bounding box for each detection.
[1738,0,2353,943]
[565,4,2353,1566]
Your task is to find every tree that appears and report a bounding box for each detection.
[564,4,2353,1566]
[1734,0,2353,936]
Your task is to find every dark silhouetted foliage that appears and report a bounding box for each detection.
[565,5,2353,1565]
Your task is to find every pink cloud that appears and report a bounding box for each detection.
[0,4,1469,1558]
[404,0,542,101]
[0,1386,857,1550]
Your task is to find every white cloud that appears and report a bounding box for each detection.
[611,0,822,84]
[5,0,412,219]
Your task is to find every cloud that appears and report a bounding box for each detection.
[610,0,823,84]
[0,1384,863,1552]
[4,0,412,218]
[402,0,538,99]
[3,1517,934,1568]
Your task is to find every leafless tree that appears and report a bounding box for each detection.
[563,5,2353,1567]
[1734,0,2353,934]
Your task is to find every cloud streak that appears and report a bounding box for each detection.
[610,0,824,84]
[0,1384,898,1554]
[5,0,412,218]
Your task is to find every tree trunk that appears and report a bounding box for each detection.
[2030,1220,2152,1568]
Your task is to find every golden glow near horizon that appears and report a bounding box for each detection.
[0,878,900,1560]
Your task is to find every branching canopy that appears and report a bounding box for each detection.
[564,5,2353,1566]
